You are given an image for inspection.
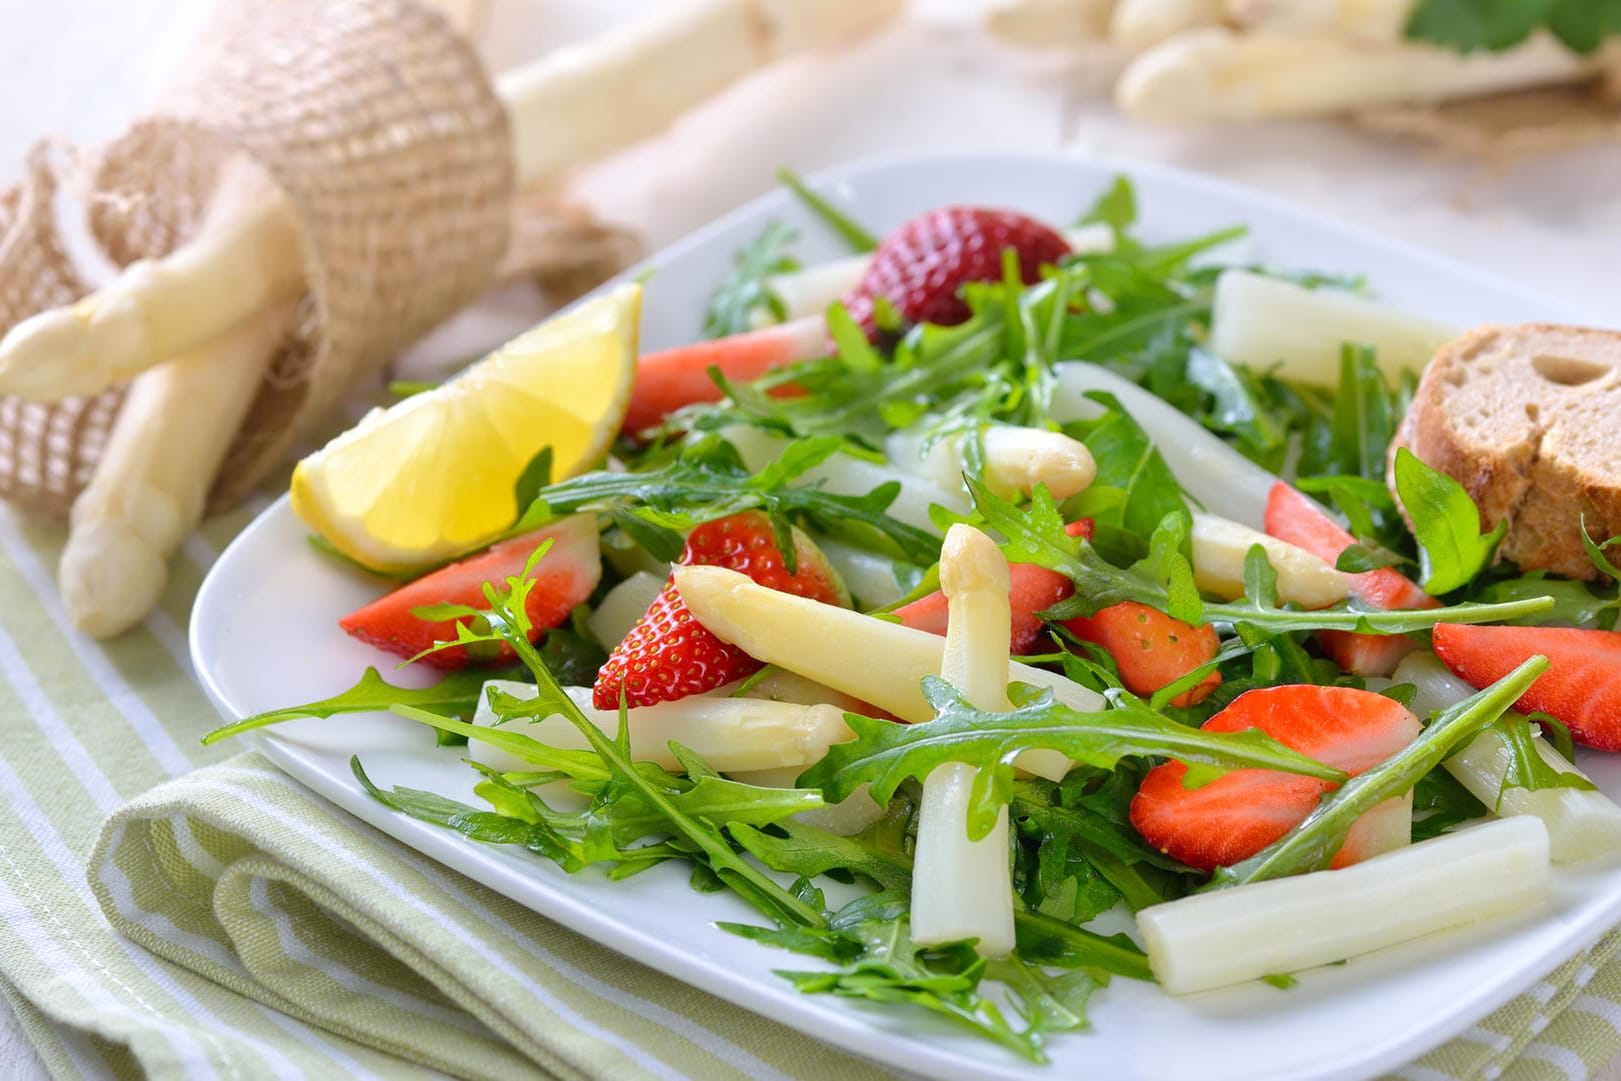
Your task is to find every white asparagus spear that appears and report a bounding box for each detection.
[674,564,1099,781]
[1110,0,1224,50]
[1190,512,1351,609]
[986,0,1118,48]
[887,425,1097,504]
[1138,816,1550,995]
[469,682,853,774]
[1050,361,1279,530]
[1395,652,1621,864]
[0,0,903,401]
[912,526,1018,956]
[1209,269,1455,383]
[1224,0,1411,41]
[1117,28,1598,123]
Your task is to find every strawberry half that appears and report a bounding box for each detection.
[339,515,602,669]
[1059,600,1221,708]
[893,520,1092,653]
[1130,685,1421,872]
[1433,623,1621,752]
[1264,481,1437,677]
[842,207,1071,338]
[592,512,849,709]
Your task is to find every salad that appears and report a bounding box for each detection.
[208,172,1621,1064]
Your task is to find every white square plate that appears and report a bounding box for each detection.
[191,150,1621,1081]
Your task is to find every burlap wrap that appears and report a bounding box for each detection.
[0,0,515,515]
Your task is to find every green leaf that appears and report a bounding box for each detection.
[1393,447,1506,595]
[702,220,799,338]
[1078,176,1137,234]
[512,447,554,519]
[1405,0,1555,52]
[202,667,497,745]
[1411,769,1489,842]
[1545,0,1621,52]
[1491,713,1598,806]
[776,167,878,252]
[1212,656,1547,886]
[800,680,1343,841]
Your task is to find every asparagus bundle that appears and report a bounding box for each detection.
[0,0,901,637]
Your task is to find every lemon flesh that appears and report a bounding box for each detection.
[292,283,640,574]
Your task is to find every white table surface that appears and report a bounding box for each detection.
[3,1,1620,1077]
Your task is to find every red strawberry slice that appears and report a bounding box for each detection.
[842,207,1071,338]
[339,515,602,669]
[1432,623,1621,752]
[593,512,849,709]
[1264,481,1438,677]
[1130,685,1421,872]
[622,316,823,437]
[1060,602,1222,708]
[893,520,1092,653]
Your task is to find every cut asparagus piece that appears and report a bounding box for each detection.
[1224,0,1411,41]
[1117,28,1597,123]
[986,0,1118,47]
[1191,512,1352,609]
[1395,652,1621,864]
[673,564,1097,780]
[470,682,852,774]
[586,571,667,651]
[1210,270,1455,383]
[912,525,1017,956]
[1051,361,1279,529]
[814,536,913,610]
[1139,816,1551,995]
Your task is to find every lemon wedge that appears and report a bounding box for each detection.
[292,283,640,574]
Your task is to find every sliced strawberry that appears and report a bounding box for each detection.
[622,316,822,437]
[842,207,1071,339]
[1060,602,1222,708]
[1432,623,1621,752]
[893,520,1092,653]
[593,512,849,709]
[1264,481,1437,677]
[1130,685,1421,872]
[339,515,601,669]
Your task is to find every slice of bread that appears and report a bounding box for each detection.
[1390,323,1621,581]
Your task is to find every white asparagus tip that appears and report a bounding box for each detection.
[940,524,1011,601]
[0,301,135,402]
[982,426,1097,503]
[59,519,168,638]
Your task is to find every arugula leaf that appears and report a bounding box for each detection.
[801,679,1343,841]
[201,667,497,745]
[1405,0,1621,53]
[1078,176,1137,236]
[1491,714,1598,806]
[1211,657,1547,886]
[1393,447,1506,595]
[702,221,800,338]
[1064,393,1191,541]
[1411,769,1489,842]
[776,167,878,252]
[975,476,1553,633]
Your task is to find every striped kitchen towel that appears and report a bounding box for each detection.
[0,499,1619,1081]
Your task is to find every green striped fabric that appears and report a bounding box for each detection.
[0,500,1618,1081]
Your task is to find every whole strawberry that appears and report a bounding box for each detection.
[592,511,849,709]
[843,206,1071,338]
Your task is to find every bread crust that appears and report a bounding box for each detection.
[1389,323,1621,581]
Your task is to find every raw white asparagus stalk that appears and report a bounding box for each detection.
[887,424,1097,504]
[0,0,902,401]
[986,0,1119,47]
[1051,361,1279,529]
[674,564,1099,780]
[470,682,853,774]
[1210,269,1455,383]
[754,224,1115,327]
[1110,0,1224,50]
[1395,652,1621,864]
[1117,28,1598,123]
[1190,512,1351,609]
[814,536,913,609]
[1138,816,1551,995]
[1224,0,1411,40]
[912,525,1018,955]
